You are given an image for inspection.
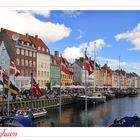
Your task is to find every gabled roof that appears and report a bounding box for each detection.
[115,69,126,76]
[102,64,113,73]
[29,36,50,55]
[4,29,31,43]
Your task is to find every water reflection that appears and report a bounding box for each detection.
[35,94,140,127]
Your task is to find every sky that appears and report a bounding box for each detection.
[1,10,140,75]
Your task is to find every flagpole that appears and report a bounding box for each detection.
[84,49,88,127]
[7,90,10,117]
[59,54,62,127]
[31,72,33,111]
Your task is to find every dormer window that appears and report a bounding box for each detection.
[38,46,41,51]
[32,44,34,48]
[27,42,29,46]
[22,41,24,45]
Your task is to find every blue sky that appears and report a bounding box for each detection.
[1,10,140,74]
[46,11,140,74]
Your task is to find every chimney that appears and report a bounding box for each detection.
[26,33,29,37]
[35,35,38,38]
[1,28,3,32]
[54,51,59,56]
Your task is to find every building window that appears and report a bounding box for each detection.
[47,72,49,77]
[41,80,43,86]
[16,58,20,65]
[21,59,24,66]
[21,69,24,76]
[25,70,28,76]
[42,48,45,52]
[27,42,29,46]
[16,48,20,54]
[38,71,40,76]
[33,52,36,57]
[25,60,28,66]
[44,80,46,86]
[41,71,43,77]
[21,49,24,55]
[44,71,46,77]
[41,63,43,68]
[32,44,34,48]
[33,61,35,67]
[29,61,32,67]
[38,47,41,51]
[29,51,32,57]
[26,50,28,56]
[46,49,48,53]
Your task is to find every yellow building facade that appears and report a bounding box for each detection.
[37,53,50,89]
[61,71,73,86]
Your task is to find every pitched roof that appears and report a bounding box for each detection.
[29,36,50,55]
[102,64,113,73]
[4,29,31,43]
[115,69,126,76]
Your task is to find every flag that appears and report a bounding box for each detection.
[0,66,9,80]
[10,61,20,77]
[0,66,3,80]
[61,57,67,71]
[85,54,94,75]
[3,77,19,96]
[32,78,44,96]
[3,69,9,80]
[10,61,16,75]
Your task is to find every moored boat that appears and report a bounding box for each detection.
[16,108,47,119]
[109,115,140,127]
[0,116,36,127]
[77,92,106,105]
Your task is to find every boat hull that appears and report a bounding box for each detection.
[76,95,106,105]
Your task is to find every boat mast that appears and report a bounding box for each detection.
[119,56,121,90]
[93,42,96,93]
[59,54,62,126]
[30,72,33,111]
[84,49,87,127]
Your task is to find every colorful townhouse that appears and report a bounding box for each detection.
[50,52,60,86]
[29,35,50,89]
[0,28,37,89]
[53,51,73,86]
[102,64,113,89]
[72,57,92,86]
[0,28,50,89]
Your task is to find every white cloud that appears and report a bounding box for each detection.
[28,10,51,17]
[97,57,140,75]
[63,39,106,61]
[63,47,82,60]
[76,29,83,40]
[115,23,140,51]
[63,10,81,18]
[0,11,71,42]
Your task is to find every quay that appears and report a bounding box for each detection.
[0,96,75,111]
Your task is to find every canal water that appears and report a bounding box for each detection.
[35,93,140,127]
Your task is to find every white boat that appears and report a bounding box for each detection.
[77,92,106,104]
[16,108,47,119]
[33,110,47,119]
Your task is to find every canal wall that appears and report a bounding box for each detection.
[1,96,75,110]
